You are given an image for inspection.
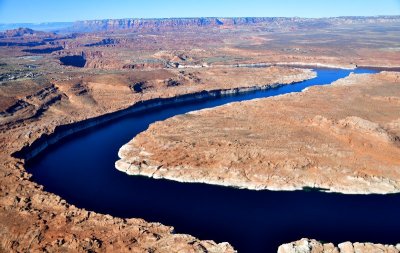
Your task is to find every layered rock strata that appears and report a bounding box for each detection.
[70,16,400,32]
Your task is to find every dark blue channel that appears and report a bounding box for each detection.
[27,68,400,253]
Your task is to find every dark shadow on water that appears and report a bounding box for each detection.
[23,46,63,54]
[27,68,400,253]
[302,186,330,192]
[59,55,86,67]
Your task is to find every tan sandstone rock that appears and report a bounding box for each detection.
[278,239,399,253]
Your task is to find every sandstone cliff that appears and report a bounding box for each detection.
[69,16,400,32]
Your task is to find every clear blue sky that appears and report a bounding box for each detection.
[0,0,399,23]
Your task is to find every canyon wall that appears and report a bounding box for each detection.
[70,16,400,32]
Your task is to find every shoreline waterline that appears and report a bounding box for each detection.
[25,67,400,253]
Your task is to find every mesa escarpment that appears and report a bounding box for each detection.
[70,16,400,32]
[2,16,400,71]
[116,71,400,194]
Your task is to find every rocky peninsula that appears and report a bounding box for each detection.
[116,71,400,194]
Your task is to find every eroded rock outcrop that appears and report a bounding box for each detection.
[278,238,400,253]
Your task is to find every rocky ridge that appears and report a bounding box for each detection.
[70,16,400,32]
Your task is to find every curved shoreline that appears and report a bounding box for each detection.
[5,68,316,253]
[115,71,400,195]
[14,73,315,161]
[13,66,396,162]
[13,67,400,253]
[115,159,400,195]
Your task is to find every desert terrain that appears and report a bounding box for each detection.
[1,16,400,252]
[116,71,400,194]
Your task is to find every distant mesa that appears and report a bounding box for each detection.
[0,27,59,47]
[1,16,399,34]
[67,16,400,33]
[4,27,37,37]
[0,27,56,38]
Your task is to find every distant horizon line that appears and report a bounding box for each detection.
[1,14,399,25]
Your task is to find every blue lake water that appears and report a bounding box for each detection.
[27,68,400,252]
